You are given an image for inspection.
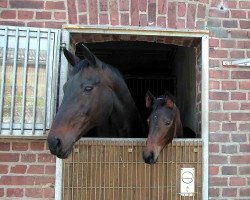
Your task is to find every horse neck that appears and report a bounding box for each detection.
[173,104,183,138]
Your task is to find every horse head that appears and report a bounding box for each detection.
[143,91,183,164]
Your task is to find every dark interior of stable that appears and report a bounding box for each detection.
[75,41,199,138]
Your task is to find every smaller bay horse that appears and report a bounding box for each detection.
[143,91,183,164]
[47,44,145,159]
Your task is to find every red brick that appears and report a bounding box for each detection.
[240,144,250,153]
[223,102,238,110]
[230,177,246,186]
[0,164,8,174]
[239,82,250,90]
[12,142,28,151]
[27,165,44,174]
[158,0,166,14]
[7,188,24,197]
[231,92,246,100]
[186,4,196,29]
[231,10,247,19]
[209,80,220,89]
[231,113,250,121]
[79,14,87,24]
[210,49,228,58]
[36,12,52,20]
[0,10,16,19]
[25,188,42,198]
[131,0,139,26]
[196,20,205,29]
[232,71,250,79]
[78,0,87,12]
[45,21,64,29]
[223,20,238,28]
[224,1,237,8]
[209,102,221,111]
[239,166,250,175]
[209,144,219,153]
[237,41,250,49]
[239,123,250,131]
[240,188,250,196]
[230,50,245,58]
[120,13,129,26]
[197,4,206,18]
[43,188,54,198]
[38,153,56,163]
[10,165,27,174]
[241,103,250,110]
[210,92,229,100]
[21,153,36,162]
[209,133,229,142]
[167,2,177,28]
[222,122,237,131]
[0,188,3,197]
[239,1,250,9]
[27,22,45,28]
[0,20,25,26]
[54,12,66,20]
[209,188,220,197]
[0,142,10,151]
[0,153,19,162]
[207,19,221,27]
[221,40,236,48]
[0,176,34,185]
[222,188,237,197]
[210,177,228,186]
[0,0,7,8]
[210,112,229,121]
[100,0,108,11]
[178,2,186,17]
[209,122,220,132]
[210,155,228,164]
[222,166,237,175]
[157,16,166,28]
[18,11,33,19]
[209,59,219,68]
[240,20,250,29]
[45,1,65,10]
[10,1,44,9]
[209,38,219,47]
[210,70,229,79]
[222,81,236,90]
[231,30,250,39]
[110,0,119,25]
[209,9,229,18]
[139,0,147,12]
[30,141,45,151]
[232,133,247,142]
[231,155,250,164]
[222,145,237,154]
[209,166,219,175]
[45,165,56,174]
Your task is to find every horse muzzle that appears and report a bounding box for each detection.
[47,136,72,159]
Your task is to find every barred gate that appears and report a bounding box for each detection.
[0,26,60,136]
[62,138,202,200]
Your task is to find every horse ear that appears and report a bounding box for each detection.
[145,90,155,109]
[79,44,102,68]
[63,48,81,67]
[165,96,174,110]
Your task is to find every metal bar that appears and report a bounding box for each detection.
[9,27,19,134]
[0,27,8,132]
[42,29,51,134]
[202,34,209,200]
[31,29,40,135]
[20,28,30,134]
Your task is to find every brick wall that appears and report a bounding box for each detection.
[0,0,250,199]
[0,140,55,199]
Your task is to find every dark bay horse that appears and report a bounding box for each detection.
[47,44,145,159]
[143,91,183,164]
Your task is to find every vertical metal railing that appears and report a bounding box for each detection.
[0,26,61,136]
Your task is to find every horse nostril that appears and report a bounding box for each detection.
[143,151,155,164]
[48,137,62,153]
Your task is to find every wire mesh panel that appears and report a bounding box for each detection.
[62,138,202,200]
[0,26,60,136]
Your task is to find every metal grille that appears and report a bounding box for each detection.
[0,26,60,136]
[62,138,202,200]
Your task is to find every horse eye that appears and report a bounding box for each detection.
[83,86,93,93]
[165,121,171,126]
